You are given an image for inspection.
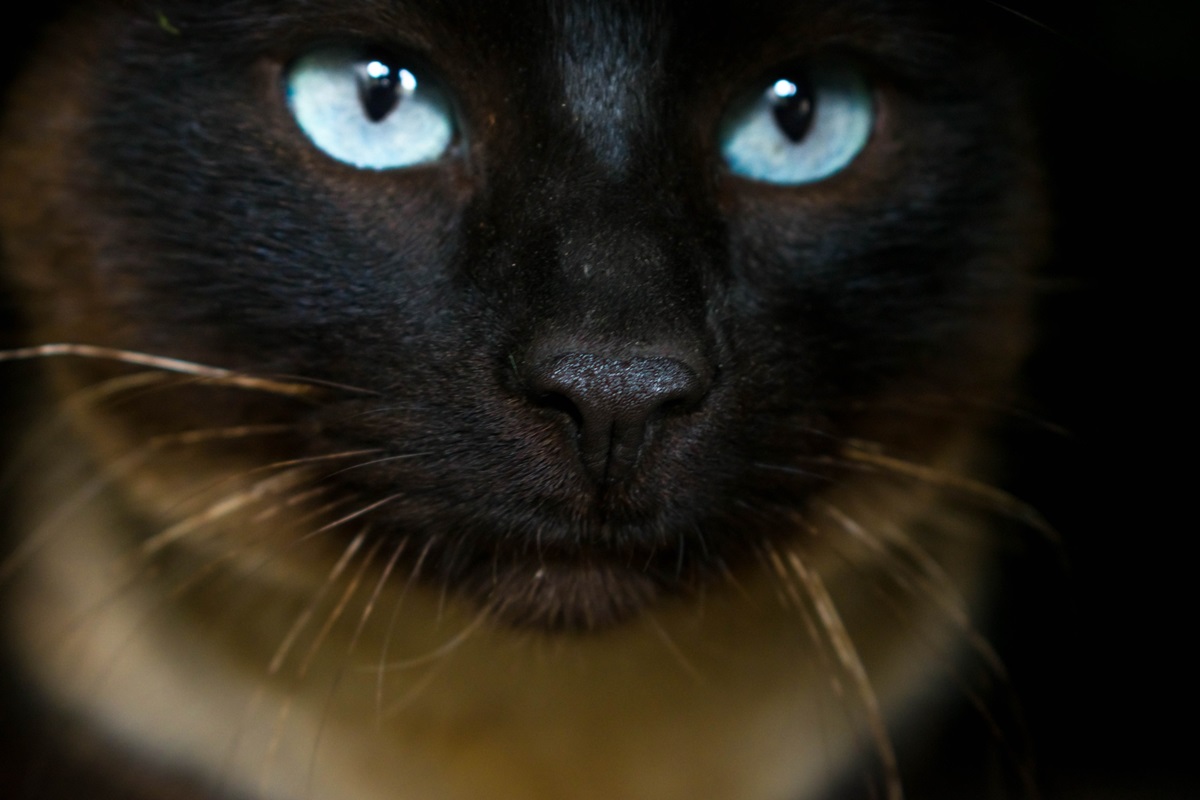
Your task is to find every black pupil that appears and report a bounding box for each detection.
[357,60,403,123]
[769,76,815,142]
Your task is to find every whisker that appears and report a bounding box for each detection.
[838,444,1057,542]
[786,548,903,800]
[322,452,429,479]
[0,370,170,494]
[380,607,489,718]
[847,393,1070,438]
[297,532,384,680]
[345,402,430,422]
[237,449,386,482]
[35,478,369,688]
[644,612,705,685]
[761,543,844,700]
[749,461,834,481]
[361,538,409,668]
[299,493,404,542]
[819,502,1006,678]
[379,664,442,720]
[377,536,436,721]
[259,694,297,799]
[71,524,272,705]
[0,343,318,397]
[227,519,375,792]
[376,604,487,674]
[83,482,368,681]
[984,1,1059,35]
[106,493,381,797]
[25,471,367,793]
[0,424,302,583]
[817,502,1040,796]
[268,529,369,676]
[136,467,314,559]
[302,533,387,796]
[56,369,188,425]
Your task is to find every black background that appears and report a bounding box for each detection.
[996,2,1197,797]
[1,3,1197,798]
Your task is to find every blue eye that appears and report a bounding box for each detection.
[719,63,874,185]
[286,48,455,171]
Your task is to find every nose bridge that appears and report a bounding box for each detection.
[514,158,719,347]
[469,0,705,348]
[553,1,666,173]
[556,213,696,341]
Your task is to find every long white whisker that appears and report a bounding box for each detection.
[360,538,409,679]
[0,343,318,396]
[819,502,1042,795]
[838,445,1057,542]
[819,502,1006,678]
[762,543,844,700]
[1,425,304,583]
[786,549,903,800]
[376,608,487,675]
[984,1,1059,35]
[644,612,705,685]
[268,529,369,676]
[136,468,313,558]
[299,493,403,541]
[376,536,436,722]
[302,533,387,797]
[297,532,384,680]
[322,452,429,478]
[380,607,490,718]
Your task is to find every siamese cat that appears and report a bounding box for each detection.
[0,1,1047,798]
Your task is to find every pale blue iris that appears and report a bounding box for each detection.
[720,64,874,185]
[287,49,454,171]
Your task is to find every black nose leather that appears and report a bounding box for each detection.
[524,353,708,484]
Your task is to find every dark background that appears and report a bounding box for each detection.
[996,2,1197,798]
[1,3,1197,798]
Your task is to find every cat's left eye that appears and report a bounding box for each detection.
[286,47,456,170]
[719,62,874,185]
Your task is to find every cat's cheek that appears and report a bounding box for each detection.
[0,19,133,345]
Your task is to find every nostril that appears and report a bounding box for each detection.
[526,352,706,430]
[522,352,709,484]
[531,387,585,428]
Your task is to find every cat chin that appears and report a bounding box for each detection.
[463,559,664,632]
[365,500,770,633]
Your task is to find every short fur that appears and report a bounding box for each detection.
[0,2,1046,798]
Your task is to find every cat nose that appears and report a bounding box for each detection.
[523,352,709,485]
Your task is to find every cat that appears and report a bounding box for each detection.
[0,1,1048,798]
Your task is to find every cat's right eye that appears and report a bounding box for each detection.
[286,48,455,170]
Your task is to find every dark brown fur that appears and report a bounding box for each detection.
[1,2,1048,798]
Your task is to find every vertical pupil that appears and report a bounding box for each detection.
[768,76,814,142]
[357,59,403,122]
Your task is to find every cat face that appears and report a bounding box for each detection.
[0,5,1048,796]
[0,1,1042,632]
